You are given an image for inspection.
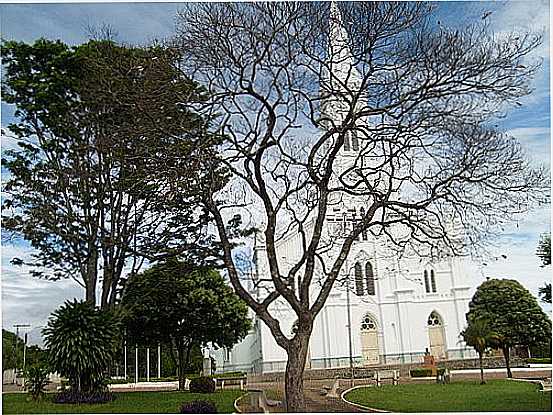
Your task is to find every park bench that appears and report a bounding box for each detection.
[374,369,399,387]
[213,375,247,390]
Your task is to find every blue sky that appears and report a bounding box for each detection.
[1,0,551,345]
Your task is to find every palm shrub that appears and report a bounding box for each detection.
[43,300,120,395]
[24,365,50,401]
[461,318,496,384]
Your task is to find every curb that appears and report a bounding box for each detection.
[233,393,247,413]
[340,385,390,413]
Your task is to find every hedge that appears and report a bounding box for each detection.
[409,368,446,378]
[528,358,551,364]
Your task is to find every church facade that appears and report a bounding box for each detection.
[211,3,477,374]
[213,235,477,374]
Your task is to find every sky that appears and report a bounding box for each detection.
[1,0,551,346]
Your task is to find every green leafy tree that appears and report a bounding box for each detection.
[24,365,50,401]
[1,39,223,308]
[466,279,551,378]
[461,319,497,384]
[120,259,251,390]
[2,329,46,370]
[43,300,120,393]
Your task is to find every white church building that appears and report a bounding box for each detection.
[212,3,478,374]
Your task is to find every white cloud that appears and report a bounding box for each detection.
[1,243,84,345]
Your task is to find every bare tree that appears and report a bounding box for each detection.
[174,2,548,410]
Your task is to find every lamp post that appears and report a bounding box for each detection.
[158,343,161,378]
[345,262,354,388]
[13,324,31,385]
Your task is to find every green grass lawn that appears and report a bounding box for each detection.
[344,380,552,412]
[2,390,243,414]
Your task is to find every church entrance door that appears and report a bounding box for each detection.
[427,312,447,359]
[360,315,379,365]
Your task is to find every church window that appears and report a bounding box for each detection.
[424,270,430,293]
[361,315,377,330]
[343,132,351,152]
[365,262,375,295]
[351,130,359,151]
[354,262,364,296]
[427,311,442,326]
[430,270,437,293]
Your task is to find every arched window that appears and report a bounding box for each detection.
[354,262,364,296]
[343,132,351,152]
[424,270,430,293]
[427,311,442,327]
[351,130,359,151]
[430,270,437,293]
[365,262,375,295]
[361,314,377,331]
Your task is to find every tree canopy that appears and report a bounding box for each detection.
[1,38,224,307]
[2,329,46,370]
[466,278,551,377]
[120,259,251,389]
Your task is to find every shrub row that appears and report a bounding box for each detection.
[212,371,246,379]
[528,357,552,364]
[409,368,445,378]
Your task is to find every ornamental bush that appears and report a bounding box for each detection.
[24,365,50,401]
[43,300,120,394]
[189,376,216,393]
[179,400,217,413]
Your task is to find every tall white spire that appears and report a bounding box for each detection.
[328,1,361,87]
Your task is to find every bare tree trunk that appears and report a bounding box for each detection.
[85,249,98,305]
[478,353,485,384]
[285,334,310,412]
[502,346,512,378]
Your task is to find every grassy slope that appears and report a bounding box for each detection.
[2,390,243,414]
[345,380,552,412]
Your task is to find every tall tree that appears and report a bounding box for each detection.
[466,279,551,378]
[2,39,221,307]
[173,3,547,410]
[119,259,251,390]
[460,319,497,384]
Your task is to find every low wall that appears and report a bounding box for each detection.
[248,356,527,383]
